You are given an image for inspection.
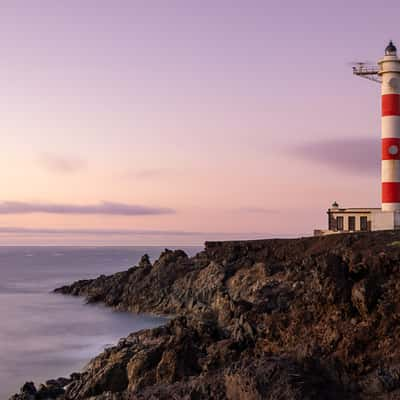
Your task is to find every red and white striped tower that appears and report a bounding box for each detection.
[379,41,400,211]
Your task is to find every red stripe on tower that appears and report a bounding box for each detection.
[382,94,400,116]
[382,182,400,203]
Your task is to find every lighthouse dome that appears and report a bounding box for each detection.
[385,40,397,55]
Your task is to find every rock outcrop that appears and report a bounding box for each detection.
[11,231,400,399]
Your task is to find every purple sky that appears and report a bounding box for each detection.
[0,1,397,244]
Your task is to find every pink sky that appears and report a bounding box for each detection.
[0,0,396,245]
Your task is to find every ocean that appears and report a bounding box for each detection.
[0,245,202,399]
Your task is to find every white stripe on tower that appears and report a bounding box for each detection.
[382,116,400,138]
[379,41,400,211]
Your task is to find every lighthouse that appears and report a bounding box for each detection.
[314,41,400,235]
[379,41,400,211]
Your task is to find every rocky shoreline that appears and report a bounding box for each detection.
[11,231,400,399]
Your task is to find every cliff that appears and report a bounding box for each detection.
[11,231,400,399]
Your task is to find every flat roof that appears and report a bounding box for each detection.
[328,207,380,212]
[327,208,381,214]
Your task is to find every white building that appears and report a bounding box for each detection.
[314,202,400,236]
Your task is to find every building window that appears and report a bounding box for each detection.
[336,216,344,231]
[348,216,356,231]
[328,212,336,230]
[360,216,368,231]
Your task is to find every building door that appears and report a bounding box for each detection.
[348,216,356,231]
[360,216,368,231]
[336,216,344,231]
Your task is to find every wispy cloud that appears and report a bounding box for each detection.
[0,201,175,216]
[135,169,169,179]
[237,207,278,214]
[0,227,196,236]
[121,168,174,180]
[291,138,380,175]
[38,153,87,174]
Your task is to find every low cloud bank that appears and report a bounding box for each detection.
[0,201,175,216]
[0,226,276,237]
[292,138,380,175]
[0,227,302,245]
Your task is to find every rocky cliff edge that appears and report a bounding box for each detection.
[11,231,400,399]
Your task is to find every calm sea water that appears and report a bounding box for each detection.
[0,245,201,399]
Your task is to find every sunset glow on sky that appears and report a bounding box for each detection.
[0,0,398,244]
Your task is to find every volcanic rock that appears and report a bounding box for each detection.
[11,230,400,399]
